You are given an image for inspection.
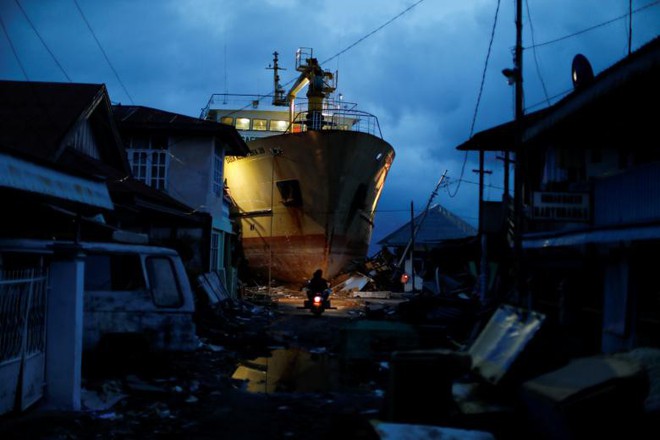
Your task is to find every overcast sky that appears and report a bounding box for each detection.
[1,0,659,252]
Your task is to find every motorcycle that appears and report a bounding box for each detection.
[302,288,334,316]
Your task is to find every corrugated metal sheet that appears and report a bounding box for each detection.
[594,162,660,226]
[378,204,477,247]
[523,224,660,249]
[0,152,113,209]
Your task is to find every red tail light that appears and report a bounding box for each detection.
[313,296,322,304]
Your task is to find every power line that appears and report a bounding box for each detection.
[469,0,502,139]
[450,177,505,191]
[628,0,633,55]
[321,0,426,66]
[525,87,572,111]
[208,1,426,120]
[448,0,502,199]
[525,0,550,106]
[527,0,660,50]
[14,0,72,82]
[72,0,134,104]
[0,13,30,80]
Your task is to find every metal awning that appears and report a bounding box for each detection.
[523,224,660,249]
[0,152,113,209]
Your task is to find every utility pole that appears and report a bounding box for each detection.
[513,0,527,306]
[410,201,415,293]
[474,151,492,304]
[268,148,282,295]
[395,170,448,270]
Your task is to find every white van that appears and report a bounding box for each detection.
[0,239,199,354]
[81,241,199,353]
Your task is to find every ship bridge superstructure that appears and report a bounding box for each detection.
[200,48,383,141]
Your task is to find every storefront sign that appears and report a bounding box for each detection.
[532,192,590,222]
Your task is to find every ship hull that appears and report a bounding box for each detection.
[225,130,394,284]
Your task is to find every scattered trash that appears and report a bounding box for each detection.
[124,375,169,394]
[333,272,373,294]
[352,291,391,299]
[198,271,232,304]
[95,411,120,420]
[201,342,225,352]
[81,383,126,412]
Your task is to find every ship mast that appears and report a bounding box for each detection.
[267,51,287,106]
[270,48,336,130]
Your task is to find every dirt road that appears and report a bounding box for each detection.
[0,292,392,439]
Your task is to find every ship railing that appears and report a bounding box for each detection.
[200,93,276,119]
[201,94,384,138]
[290,100,383,138]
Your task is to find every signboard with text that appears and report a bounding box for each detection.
[532,192,590,222]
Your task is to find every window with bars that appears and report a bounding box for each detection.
[127,135,170,191]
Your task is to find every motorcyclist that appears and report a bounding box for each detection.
[305,269,331,302]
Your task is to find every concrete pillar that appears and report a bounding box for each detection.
[45,244,85,410]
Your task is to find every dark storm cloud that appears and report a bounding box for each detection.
[1,0,658,250]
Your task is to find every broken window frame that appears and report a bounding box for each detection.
[276,179,303,207]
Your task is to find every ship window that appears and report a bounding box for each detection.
[271,120,288,132]
[220,116,234,126]
[235,118,250,130]
[253,119,268,131]
[276,180,303,207]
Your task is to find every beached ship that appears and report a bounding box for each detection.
[201,48,395,284]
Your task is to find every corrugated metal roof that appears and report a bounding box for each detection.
[523,223,660,248]
[455,36,660,152]
[0,80,104,159]
[112,105,250,156]
[378,204,477,247]
[0,152,113,209]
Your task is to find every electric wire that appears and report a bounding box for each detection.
[524,0,657,115]
[0,13,30,80]
[525,87,572,111]
[524,0,550,106]
[447,0,501,199]
[526,0,659,50]
[628,0,633,55]
[321,0,425,66]
[210,0,426,120]
[14,0,72,82]
[72,0,134,104]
